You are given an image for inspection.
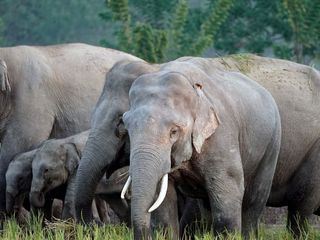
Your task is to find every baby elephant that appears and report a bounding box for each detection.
[29,130,108,221]
[6,150,36,222]
[6,150,65,222]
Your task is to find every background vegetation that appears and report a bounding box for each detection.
[1,218,320,240]
[0,0,319,67]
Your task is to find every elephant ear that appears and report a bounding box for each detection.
[65,143,81,175]
[0,59,11,92]
[192,83,220,153]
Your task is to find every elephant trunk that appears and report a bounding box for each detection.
[75,128,118,224]
[29,191,45,208]
[130,145,170,240]
[30,177,46,208]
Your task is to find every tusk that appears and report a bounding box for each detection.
[120,176,131,199]
[148,174,168,213]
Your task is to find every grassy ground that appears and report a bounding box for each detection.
[1,218,320,240]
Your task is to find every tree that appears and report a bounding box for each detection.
[213,0,319,64]
[100,0,235,62]
[282,0,320,63]
[0,0,106,46]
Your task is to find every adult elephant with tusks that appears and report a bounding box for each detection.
[74,58,281,239]
[120,61,281,239]
[74,61,181,238]
[0,43,139,223]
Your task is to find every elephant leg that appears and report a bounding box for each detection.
[52,199,63,219]
[179,198,202,240]
[91,199,101,223]
[242,147,279,237]
[101,195,130,225]
[151,179,179,240]
[95,197,110,223]
[287,207,311,238]
[286,142,320,238]
[15,195,30,224]
[43,198,53,221]
[200,151,244,236]
[17,207,30,225]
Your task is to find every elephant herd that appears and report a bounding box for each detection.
[0,43,320,240]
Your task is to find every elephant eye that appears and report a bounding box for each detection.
[170,127,180,140]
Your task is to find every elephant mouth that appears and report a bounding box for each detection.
[30,191,45,208]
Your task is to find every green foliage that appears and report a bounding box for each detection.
[0,0,106,46]
[101,0,235,62]
[282,0,320,62]
[133,23,156,62]
[1,218,320,240]
[213,0,319,64]
[0,0,318,66]
[190,0,234,55]
[0,18,4,46]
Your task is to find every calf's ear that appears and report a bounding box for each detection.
[65,143,81,174]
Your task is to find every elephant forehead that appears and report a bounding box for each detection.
[130,74,195,109]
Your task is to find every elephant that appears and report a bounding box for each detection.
[120,59,281,239]
[0,43,140,219]
[95,166,131,225]
[5,150,36,221]
[96,166,180,238]
[75,60,158,225]
[74,58,281,239]
[6,147,70,221]
[188,55,320,237]
[29,130,110,222]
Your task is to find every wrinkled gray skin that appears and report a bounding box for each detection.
[30,131,88,219]
[165,56,320,238]
[122,60,281,239]
[96,166,180,239]
[0,43,139,219]
[73,59,180,237]
[74,59,280,239]
[96,167,131,225]
[6,148,66,222]
[6,150,36,215]
[205,55,320,237]
[75,60,157,223]
[30,130,109,222]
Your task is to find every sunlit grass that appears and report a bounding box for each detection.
[1,218,320,240]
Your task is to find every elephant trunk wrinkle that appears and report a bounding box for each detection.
[130,146,170,239]
[30,191,45,208]
[75,130,118,224]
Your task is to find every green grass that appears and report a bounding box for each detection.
[1,218,320,240]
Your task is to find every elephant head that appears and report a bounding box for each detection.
[5,150,36,214]
[74,60,157,223]
[121,64,219,239]
[29,140,80,208]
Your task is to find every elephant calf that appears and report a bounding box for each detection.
[29,130,109,222]
[5,150,36,222]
